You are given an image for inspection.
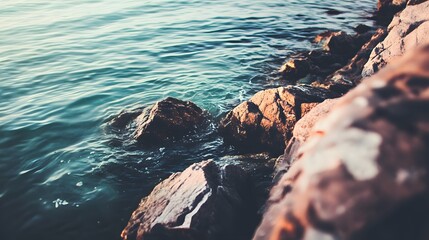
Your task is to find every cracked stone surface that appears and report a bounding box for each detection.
[318,28,387,93]
[121,160,253,240]
[219,85,339,153]
[254,45,429,240]
[363,1,429,77]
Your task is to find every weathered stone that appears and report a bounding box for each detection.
[279,58,311,81]
[319,31,357,57]
[133,97,206,144]
[219,85,339,153]
[318,28,387,93]
[375,0,407,25]
[363,1,429,77]
[122,160,254,240]
[354,24,372,34]
[274,98,339,181]
[254,45,429,240]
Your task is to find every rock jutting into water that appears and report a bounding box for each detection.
[109,97,207,145]
[121,160,255,240]
[219,85,340,154]
[253,44,429,240]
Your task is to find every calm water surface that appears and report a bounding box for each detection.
[0,0,375,239]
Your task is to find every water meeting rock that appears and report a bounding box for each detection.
[108,97,206,145]
[253,45,429,240]
[121,160,253,240]
[219,85,339,153]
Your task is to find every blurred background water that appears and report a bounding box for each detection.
[0,0,375,239]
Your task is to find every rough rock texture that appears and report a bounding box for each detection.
[254,45,429,240]
[122,160,254,240]
[363,1,429,77]
[219,85,339,153]
[280,31,373,83]
[376,0,407,25]
[273,98,339,181]
[132,97,205,144]
[318,28,387,93]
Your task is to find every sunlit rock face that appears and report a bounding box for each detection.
[254,45,429,240]
[219,85,340,154]
[121,160,254,240]
[363,1,429,76]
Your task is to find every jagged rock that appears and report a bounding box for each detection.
[254,45,429,240]
[318,28,387,93]
[363,1,429,77]
[133,97,206,144]
[121,160,254,240]
[274,98,339,181]
[219,85,339,153]
[279,31,374,83]
[375,0,407,25]
[279,58,311,81]
[316,31,358,57]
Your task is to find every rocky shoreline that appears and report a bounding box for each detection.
[115,1,429,239]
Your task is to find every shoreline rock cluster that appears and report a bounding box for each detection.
[116,1,429,239]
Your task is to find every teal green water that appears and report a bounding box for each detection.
[0,0,375,239]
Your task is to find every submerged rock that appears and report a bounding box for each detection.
[363,1,429,76]
[254,45,429,240]
[134,97,206,144]
[108,97,207,146]
[121,160,254,240]
[219,85,339,153]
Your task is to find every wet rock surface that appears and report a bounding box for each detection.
[318,28,387,93]
[121,160,255,240]
[279,31,373,83]
[254,46,429,240]
[108,97,207,145]
[219,85,339,154]
[364,1,429,77]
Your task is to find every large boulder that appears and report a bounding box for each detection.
[254,45,429,240]
[121,160,254,240]
[219,85,339,153]
[363,1,429,77]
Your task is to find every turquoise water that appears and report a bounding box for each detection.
[0,0,375,239]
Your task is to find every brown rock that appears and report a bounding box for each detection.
[122,160,253,240]
[133,97,206,144]
[274,98,339,181]
[319,28,387,93]
[363,1,429,77]
[219,85,339,153]
[254,45,429,240]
